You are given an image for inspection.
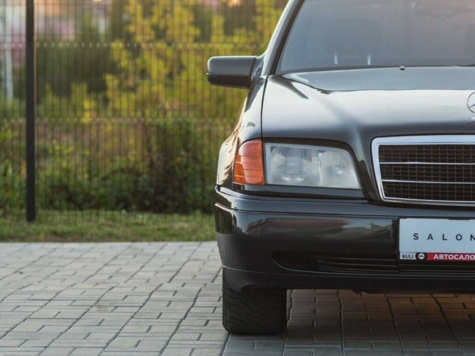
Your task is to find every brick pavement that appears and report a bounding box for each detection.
[0,243,474,355]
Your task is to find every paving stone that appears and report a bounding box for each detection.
[172,333,201,341]
[0,347,43,355]
[0,339,26,347]
[283,351,314,356]
[345,351,403,356]
[191,348,223,356]
[70,348,103,356]
[39,348,75,355]
[21,340,52,349]
[102,353,160,356]
[223,352,281,356]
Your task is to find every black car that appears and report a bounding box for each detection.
[207,0,475,335]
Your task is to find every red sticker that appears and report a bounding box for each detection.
[427,253,475,262]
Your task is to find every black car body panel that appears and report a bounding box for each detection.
[216,78,267,188]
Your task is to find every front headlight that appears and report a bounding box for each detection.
[265,143,361,189]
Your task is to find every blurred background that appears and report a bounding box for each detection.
[0,0,285,225]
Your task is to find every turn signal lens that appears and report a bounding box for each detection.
[234,140,264,185]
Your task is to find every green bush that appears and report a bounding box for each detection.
[36,118,216,214]
[141,118,215,213]
[0,118,24,215]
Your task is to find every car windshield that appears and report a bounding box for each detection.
[277,0,475,73]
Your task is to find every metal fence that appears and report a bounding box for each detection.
[0,0,285,220]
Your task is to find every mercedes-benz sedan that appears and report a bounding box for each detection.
[208,0,475,334]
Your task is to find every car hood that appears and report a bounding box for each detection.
[261,67,475,198]
[262,68,475,143]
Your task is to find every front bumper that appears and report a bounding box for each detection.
[216,187,475,293]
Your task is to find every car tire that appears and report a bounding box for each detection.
[222,273,287,335]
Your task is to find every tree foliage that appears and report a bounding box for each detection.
[102,0,285,121]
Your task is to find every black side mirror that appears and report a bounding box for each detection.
[207,56,257,88]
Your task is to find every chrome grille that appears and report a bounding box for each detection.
[372,136,475,206]
[379,145,475,163]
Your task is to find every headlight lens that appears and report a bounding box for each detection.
[265,143,361,189]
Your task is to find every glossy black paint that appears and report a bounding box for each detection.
[207,56,257,88]
[216,77,266,187]
[211,0,475,293]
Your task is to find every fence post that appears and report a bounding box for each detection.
[26,0,36,222]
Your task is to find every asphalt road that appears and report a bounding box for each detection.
[0,243,474,356]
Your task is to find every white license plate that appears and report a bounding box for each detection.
[399,219,475,262]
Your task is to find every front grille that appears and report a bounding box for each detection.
[373,136,475,205]
[383,182,475,202]
[379,145,475,163]
[380,164,475,183]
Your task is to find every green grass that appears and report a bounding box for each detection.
[0,211,215,242]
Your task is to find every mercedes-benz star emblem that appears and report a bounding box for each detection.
[468,93,475,113]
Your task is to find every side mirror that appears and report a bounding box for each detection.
[207,56,257,88]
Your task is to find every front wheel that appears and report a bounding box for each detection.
[222,273,287,334]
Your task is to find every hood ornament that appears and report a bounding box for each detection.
[468,93,475,113]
